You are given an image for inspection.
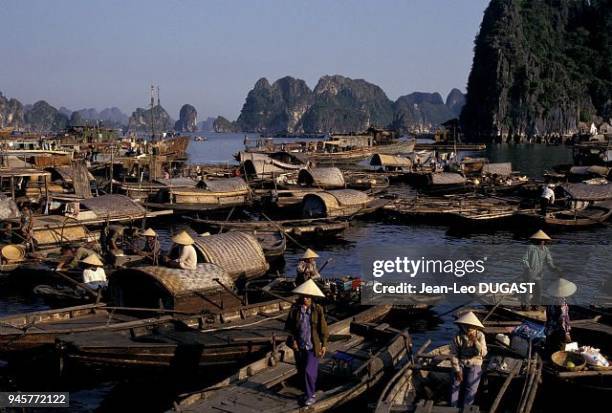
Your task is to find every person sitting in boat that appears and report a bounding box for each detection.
[540,184,555,215]
[296,249,320,285]
[449,311,487,409]
[102,224,124,254]
[521,230,560,310]
[544,278,576,357]
[138,228,160,265]
[166,230,197,270]
[285,279,328,407]
[81,253,107,289]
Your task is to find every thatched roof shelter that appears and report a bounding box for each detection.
[193,232,269,280]
[201,177,249,193]
[561,183,612,201]
[430,172,467,185]
[297,168,345,189]
[370,154,412,169]
[80,194,146,219]
[108,264,239,313]
[302,189,372,218]
[482,162,512,176]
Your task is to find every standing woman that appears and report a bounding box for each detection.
[285,279,328,407]
[449,311,487,408]
[545,278,576,357]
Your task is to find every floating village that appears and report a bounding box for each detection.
[0,120,609,413]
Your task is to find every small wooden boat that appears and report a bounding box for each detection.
[250,230,286,263]
[0,303,170,354]
[516,203,612,230]
[375,342,541,413]
[185,216,350,239]
[57,298,293,372]
[172,304,410,413]
[144,177,252,213]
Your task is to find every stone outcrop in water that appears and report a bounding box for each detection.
[174,104,198,132]
[446,88,466,117]
[236,77,313,134]
[461,0,612,141]
[235,75,464,134]
[24,100,69,132]
[128,105,174,133]
[300,75,393,134]
[392,92,459,133]
[0,92,25,129]
[213,116,239,132]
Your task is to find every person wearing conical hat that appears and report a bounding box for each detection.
[81,253,107,289]
[138,228,160,265]
[521,229,559,310]
[449,311,487,408]
[167,230,197,270]
[296,248,320,286]
[540,183,556,215]
[544,278,577,357]
[285,279,328,407]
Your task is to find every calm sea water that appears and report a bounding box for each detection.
[0,134,607,412]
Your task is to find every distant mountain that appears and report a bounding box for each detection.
[127,105,174,132]
[236,76,313,134]
[461,0,612,140]
[233,75,463,134]
[446,88,466,117]
[0,91,25,129]
[24,100,69,132]
[197,117,216,131]
[213,116,239,133]
[174,104,198,132]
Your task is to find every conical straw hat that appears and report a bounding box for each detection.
[292,279,325,298]
[172,230,195,245]
[455,311,484,329]
[530,230,552,241]
[142,228,157,237]
[546,278,577,298]
[302,248,319,259]
[200,232,211,237]
[81,254,104,267]
[1,244,25,262]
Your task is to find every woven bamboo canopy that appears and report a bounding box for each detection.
[482,162,512,176]
[561,183,612,201]
[370,154,412,168]
[200,177,249,193]
[108,264,235,312]
[430,172,467,185]
[302,189,371,218]
[193,232,269,279]
[80,194,146,218]
[298,167,345,189]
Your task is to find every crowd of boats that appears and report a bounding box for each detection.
[0,125,610,412]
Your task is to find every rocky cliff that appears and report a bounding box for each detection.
[0,92,24,129]
[213,116,239,133]
[236,77,313,134]
[392,92,458,133]
[24,101,69,132]
[461,0,612,141]
[127,105,174,133]
[174,104,198,132]
[235,75,463,134]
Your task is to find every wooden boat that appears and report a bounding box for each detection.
[516,203,612,230]
[144,177,252,212]
[56,298,293,372]
[249,230,286,263]
[172,305,410,412]
[375,342,541,413]
[119,177,199,201]
[0,303,173,354]
[185,215,350,239]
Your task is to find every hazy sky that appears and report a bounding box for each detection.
[1,0,489,120]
